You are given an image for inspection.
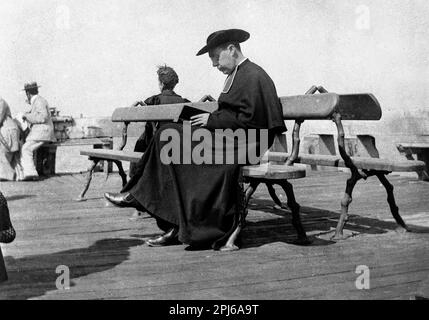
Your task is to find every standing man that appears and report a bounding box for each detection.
[19,82,56,181]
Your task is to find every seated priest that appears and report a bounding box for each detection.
[105,29,287,250]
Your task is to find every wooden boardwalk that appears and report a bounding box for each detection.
[0,171,428,300]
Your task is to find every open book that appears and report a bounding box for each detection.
[178,105,209,121]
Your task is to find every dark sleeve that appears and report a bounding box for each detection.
[255,75,287,134]
[206,109,247,130]
[237,71,286,133]
[144,95,160,105]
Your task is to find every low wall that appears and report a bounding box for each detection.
[54,117,145,174]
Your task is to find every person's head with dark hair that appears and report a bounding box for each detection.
[23,82,40,104]
[26,88,39,96]
[157,65,179,91]
[218,41,241,52]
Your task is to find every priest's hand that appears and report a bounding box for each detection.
[190,113,210,127]
[199,95,216,102]
[131,101,145,107]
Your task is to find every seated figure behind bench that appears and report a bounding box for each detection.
[105,29,286,250]
[17,82,56,181]
[128,65,190,178]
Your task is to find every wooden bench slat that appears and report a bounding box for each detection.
[397,142,429,149]
[52,138,113,147]
[80,149,143,163]
[337,94,382,120]
[111,94,382,123]
[111,102,218,122]
[268,152,426,172]
[280,93,340,119]
[82,149,425,173]
[280,93,381,120]
[243,164,306,180]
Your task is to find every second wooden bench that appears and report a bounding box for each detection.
[256,86,426,242]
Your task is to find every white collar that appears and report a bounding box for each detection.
[30,95,39,105]
[237,57,248,67]
[222,58,248,94]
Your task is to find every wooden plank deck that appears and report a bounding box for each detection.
[0,171,428,300]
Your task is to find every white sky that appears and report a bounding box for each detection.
[1,0,429,119]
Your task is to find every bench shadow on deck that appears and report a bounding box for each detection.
[242,200,429,249]
[1,238,144,300]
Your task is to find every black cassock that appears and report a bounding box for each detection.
[129,90,189,177]
[123,59,286,249]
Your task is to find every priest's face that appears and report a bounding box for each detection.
[209,45,236,75]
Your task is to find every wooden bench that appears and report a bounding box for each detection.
[225,86,425,247]
[79,87,426,249]
[397,142,429,181]
[301,134,381,172]
[78,102,218,201]
[37,137,114,177]
[79,99,309,251]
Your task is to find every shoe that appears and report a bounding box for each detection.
[104,192,144,210]
[20,175,39,181]
[146,228,180,247]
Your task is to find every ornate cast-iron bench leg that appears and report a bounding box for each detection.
[316,86,410,240]
[221,180,260,252]
[332,169,410,240]
[331,110,370,240]
[278,180,309,244]
[112,160,128,187]
[376,172,410,232]
[221,178,310,251]
[266,182,287,209]
[76,158,100,202]
[332,169,363,240]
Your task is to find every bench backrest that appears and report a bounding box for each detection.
[112,102,218,122]
[111,93,382,123]
[280,93,382,120]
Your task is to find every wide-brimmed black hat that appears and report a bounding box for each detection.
[196,29,250,56]
[23,82,41,91]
